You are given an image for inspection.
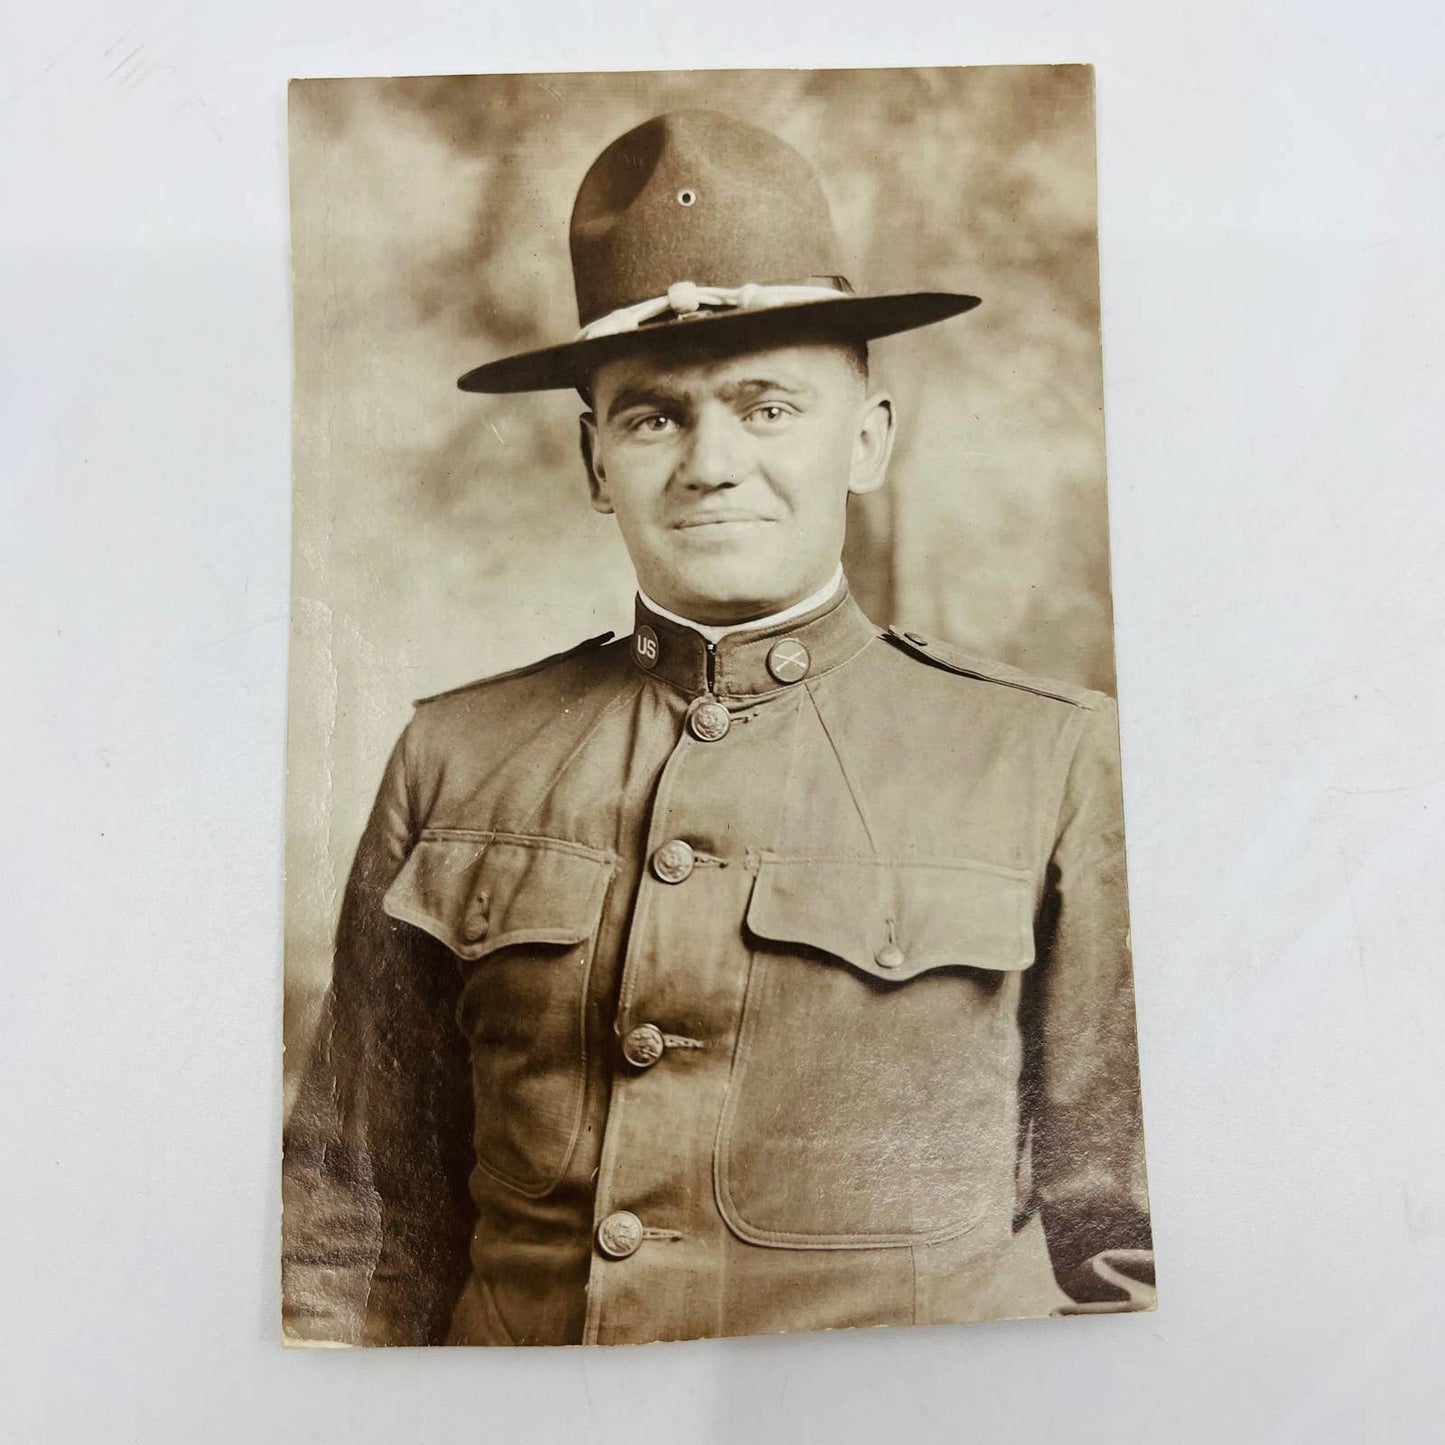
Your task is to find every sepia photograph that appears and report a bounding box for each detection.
[12,0,1445,1437]
[280,64,1154,1348]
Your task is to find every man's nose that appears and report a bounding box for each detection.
[677,406,746,490]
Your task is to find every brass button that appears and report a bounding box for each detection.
[875,944,905,970]
[632,625,659,670]
[596,1210,644,1259]
[652,839,695,884]
[688,699,731,742]
[767,637,810,684]
[622,1023,666,1068]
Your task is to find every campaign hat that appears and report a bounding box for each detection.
[457,109,980,394]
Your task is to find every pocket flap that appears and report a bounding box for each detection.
[383,831,615,962]
[744,855,1035,982]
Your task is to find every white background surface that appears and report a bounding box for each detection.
[3,2,1443,1441]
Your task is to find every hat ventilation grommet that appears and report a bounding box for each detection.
[676,188,697,206]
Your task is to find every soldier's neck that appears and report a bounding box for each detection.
[636,565,845,644]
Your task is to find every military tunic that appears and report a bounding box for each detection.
[282,584,1153,1346]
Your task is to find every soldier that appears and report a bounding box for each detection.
[282,108,1154,1347]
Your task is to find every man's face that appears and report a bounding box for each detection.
[580,339,894,625]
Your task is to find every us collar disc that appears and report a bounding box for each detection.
[633,625,660,670]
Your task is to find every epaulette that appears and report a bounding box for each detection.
[882,625,1100,709]
[413,631,615,706]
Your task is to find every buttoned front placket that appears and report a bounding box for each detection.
[581,593,874,1345]
[581,687,791,1341]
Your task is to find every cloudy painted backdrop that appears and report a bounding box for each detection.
[285,65,1114,1026]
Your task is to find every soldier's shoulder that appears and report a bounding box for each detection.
[412,630,618,709]
[879,625,1107,711]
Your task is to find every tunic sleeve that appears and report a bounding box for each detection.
[1028,696,1156,1312]
[282,724,476,1345]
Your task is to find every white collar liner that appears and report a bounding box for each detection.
[637,565,845,644]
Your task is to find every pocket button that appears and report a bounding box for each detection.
[875,943,905,970]
[462,890,490,943]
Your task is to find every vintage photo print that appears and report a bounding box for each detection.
[282,64,1154,1348]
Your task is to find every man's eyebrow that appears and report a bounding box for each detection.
[604,385,688,422]
[717,375,812,404]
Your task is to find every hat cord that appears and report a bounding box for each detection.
[578,280,849,341]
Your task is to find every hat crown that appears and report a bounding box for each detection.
[569,110,846,328]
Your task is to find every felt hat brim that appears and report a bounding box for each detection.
[457,291,981,394]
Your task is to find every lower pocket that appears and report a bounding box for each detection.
[714,856,1033,1247]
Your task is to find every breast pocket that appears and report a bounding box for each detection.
[715,856,1036,1248]
[383,831,616,1197]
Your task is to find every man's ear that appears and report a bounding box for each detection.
[847,391,895,496]
[578,412,613,514]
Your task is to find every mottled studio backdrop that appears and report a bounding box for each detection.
[284,65,1114,1069]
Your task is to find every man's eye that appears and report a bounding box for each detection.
[746,404,793,425]
[629,413,677,435]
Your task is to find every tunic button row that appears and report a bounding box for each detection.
[652,839,695,883]
[622,1022,666,1068]
[596,1210,644,1259]
[688,698,731,742]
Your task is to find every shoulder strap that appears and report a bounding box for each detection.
[883,626,1100,709]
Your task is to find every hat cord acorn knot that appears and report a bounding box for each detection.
[667,280,703,314]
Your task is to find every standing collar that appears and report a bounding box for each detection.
[636,565,844,644]
[629,574,878,701]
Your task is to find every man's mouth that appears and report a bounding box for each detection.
[672,513,777,530]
